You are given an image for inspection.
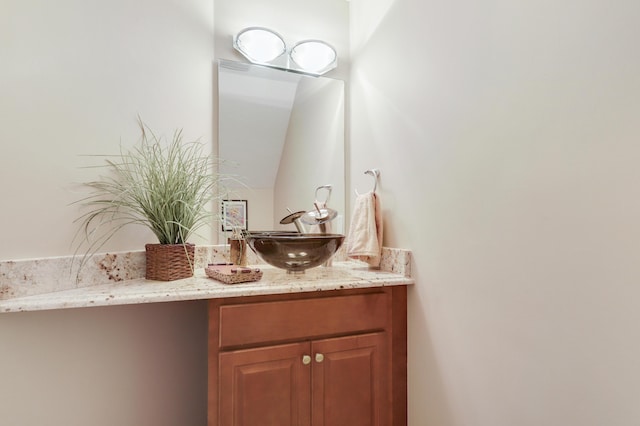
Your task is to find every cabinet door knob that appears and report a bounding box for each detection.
[315,353,324,363]
[302,355,312,365]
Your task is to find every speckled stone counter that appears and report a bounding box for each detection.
[0,246,412,313]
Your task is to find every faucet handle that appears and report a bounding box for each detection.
[315,184,332,205]
[279,210,307,233]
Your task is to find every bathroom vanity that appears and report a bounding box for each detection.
[208,286,407,426]
[0,246,412,425]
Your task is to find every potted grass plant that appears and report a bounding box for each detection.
[74,118,224,281]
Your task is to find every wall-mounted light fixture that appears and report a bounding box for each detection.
[233,27,337,76]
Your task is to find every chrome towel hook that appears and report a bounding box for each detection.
[355,169,380,195]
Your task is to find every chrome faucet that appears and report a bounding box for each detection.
[298,184,337,234]
[280,185,338,234]
[301,203,337,234]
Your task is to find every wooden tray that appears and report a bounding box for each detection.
[205,264,263,284]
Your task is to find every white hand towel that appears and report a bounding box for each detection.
[347,191,383,268]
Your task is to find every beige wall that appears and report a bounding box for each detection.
[0,0,217,260]
[349,0,640,424]
[0,302,208,425]
[1,0,214,424]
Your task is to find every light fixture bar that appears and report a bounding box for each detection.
[232,27,338,76]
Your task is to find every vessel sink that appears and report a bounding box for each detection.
[243,232,345,273]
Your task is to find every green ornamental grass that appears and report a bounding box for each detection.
[74,119,223,261]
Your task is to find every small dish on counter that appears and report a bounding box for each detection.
[205,264,263,284]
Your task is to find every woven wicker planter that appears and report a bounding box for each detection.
[145,243,195,281]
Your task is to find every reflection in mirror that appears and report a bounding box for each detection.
[218,59,345,233]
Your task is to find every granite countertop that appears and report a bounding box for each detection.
[0,246,413,313]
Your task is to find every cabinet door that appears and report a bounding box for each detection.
[311,333,388,426]
[219,342,311,426]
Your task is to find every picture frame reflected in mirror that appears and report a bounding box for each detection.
[221,199,248,231]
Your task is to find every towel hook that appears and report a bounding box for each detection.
[355,169,380,195]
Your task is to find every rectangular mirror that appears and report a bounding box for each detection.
[218,59,345,232]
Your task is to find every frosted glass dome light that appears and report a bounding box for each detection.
[234,27,286,63]
[289,40,337,73]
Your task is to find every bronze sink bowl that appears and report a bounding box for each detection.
[243,231,345,273]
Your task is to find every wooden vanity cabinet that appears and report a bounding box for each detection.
[208,286,407,426]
